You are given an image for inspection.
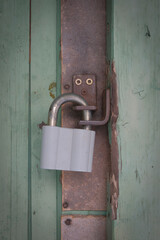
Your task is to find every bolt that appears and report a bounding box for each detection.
[65,219,72,226]
[63,202,68,208]
[81,88,87,95]
[64,84,70,90]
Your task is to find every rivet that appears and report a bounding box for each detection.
[64,84,70,90]
[86,78,93,85]
[63,202,68,208]
[75,78,82,85]
[81,88,87,95]
[65,219,72,226]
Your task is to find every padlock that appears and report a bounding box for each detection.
[40,93,95,172]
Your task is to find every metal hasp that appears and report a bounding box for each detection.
[75,89,110,126]
[73,74,97,109]
[61,0,110,236]
[72,74,111,126]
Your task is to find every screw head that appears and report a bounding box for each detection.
[63,202,68,208]
[64,84,70,90]
[65,219,72,226]
[75,78,82,85]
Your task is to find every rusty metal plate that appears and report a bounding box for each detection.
[61,0,110,210]
[61,215,107,240]
[62,127,110,210]
[73,74,97,107]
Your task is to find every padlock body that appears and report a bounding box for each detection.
[40,126,95,172]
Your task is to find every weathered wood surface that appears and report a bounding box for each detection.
[31,0,57,239]
[112,0,160,239]
[0,0,58,239]
[0,0,29,239]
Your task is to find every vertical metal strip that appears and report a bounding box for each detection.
[61,0,110,211]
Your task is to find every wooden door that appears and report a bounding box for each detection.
[0,0,110,239]
[0,0,58,239]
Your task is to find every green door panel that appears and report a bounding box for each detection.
[0,0,29,239]
[111,0,160,239]
[0,0,59,239]
[31,0,57,239]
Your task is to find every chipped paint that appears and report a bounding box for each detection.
[49,82,56,99]
[110,61,119,220]
[38,121,46,129]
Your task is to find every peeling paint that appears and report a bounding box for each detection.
[110,174,118,191]
[110,61,119,220]
[38,121,46,129]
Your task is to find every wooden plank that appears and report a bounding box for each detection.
[31,0,58,239]
[0,0,29,239]
[61,215,106,240]
[111,0,160,239]
[61,0,110,211]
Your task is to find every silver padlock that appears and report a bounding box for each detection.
[40,93,95,172]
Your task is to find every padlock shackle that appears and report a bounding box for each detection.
[48,93,91,130]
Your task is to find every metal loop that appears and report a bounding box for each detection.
[48,93,92,130]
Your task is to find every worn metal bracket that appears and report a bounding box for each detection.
[72,74,110,126]
[73,74,97,110]
[61,0,110,213]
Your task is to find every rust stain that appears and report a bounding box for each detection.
[61,215,106,240]
[49,92,55,99]
[61,0,110,211]
[49,82,56,99]
[49,82,56,90]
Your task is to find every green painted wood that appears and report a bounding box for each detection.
[0,0,29,239]
[62,211,107,216]
[55,1,62,240]
[112,0,160,239]
[31,0,57,239]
